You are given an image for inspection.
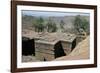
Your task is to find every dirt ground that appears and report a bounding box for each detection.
[22,56,40,62]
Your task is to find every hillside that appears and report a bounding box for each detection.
[22,15,89,34]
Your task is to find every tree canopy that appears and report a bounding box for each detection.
[73,15,89,35]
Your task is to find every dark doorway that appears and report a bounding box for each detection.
[22,37,35,56]
[43,58,46,61]
[54,41,66,58]
[71,38,76,51]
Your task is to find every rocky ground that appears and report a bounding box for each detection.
[22,56,40,62]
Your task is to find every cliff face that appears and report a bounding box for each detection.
[54,36,90,60]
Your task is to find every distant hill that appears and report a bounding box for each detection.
[22,15,89,34]
[22,15,35,29]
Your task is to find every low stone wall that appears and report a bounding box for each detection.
[35,40,55,61]
[61,41,72,55]
[61,38,76,55]
[35,40,75,61]
[35,51,55,61]
[35,41,54,50]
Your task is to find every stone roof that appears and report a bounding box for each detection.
[22,29,76,44]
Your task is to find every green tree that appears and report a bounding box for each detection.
[74,15,82,33]
[73,15,89,35]
[52,23,57,32]
[46,18,57,32]
[46,18,53,32]
[33,17,45,32]
[60,20,65,32]
[32,18,38,32]
[81,18,89,32]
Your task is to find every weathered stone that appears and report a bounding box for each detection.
[63,49,72,55]
[61,41,72,50]
[35,51,55,61]
[35,40,55,50]
[76,35,86,44]
[35,49,54,55]
[42,53,55,61]
[22,30,77,61]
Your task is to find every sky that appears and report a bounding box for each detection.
[22,10,90,17]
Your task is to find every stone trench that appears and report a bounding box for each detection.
[22,36,77,61]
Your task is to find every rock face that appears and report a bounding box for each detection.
[54,36,90,61]
[22,30,77,61]
[35,41,66,61]
[33,32,76,61]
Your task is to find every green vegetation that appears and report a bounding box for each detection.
[60,20,65,32]
[46,18,57,32]
[33,17,45,32]
[28,15,90,34]
[73,15,89,35]
[33,17,57,33]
